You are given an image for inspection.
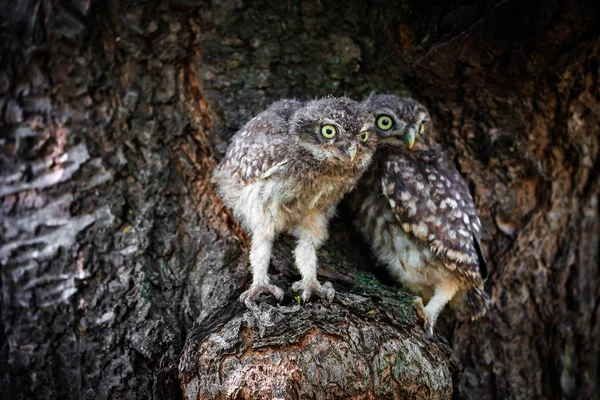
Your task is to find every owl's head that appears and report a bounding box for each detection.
[290,97,377,169]
[363,95,432,151]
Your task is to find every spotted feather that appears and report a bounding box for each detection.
[217,99,302,183]
[380,148,485,286]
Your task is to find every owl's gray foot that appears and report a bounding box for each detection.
[292,279,335,304]
[239,283,284,308]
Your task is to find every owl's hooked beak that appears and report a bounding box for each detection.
[403,128,416,149]
[346,142,358,162]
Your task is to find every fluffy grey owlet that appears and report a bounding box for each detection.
[213,97,377,307]
[348,94,489,336]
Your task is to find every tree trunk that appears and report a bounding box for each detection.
[1,0,598,399]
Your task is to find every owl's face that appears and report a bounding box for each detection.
[363,95,432,152]
[290,97,377,168]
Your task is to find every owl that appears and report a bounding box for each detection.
[348,94,489,336]
[213,97,377,307]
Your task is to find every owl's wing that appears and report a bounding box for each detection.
[217,100,302,184]
[381,152,485,286]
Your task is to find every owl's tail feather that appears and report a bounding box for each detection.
[464,287,490,320]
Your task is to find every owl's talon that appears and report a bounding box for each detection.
[409,295,427,324]
[423,317,435,338]
[422,307,440,338]
[239,283,284,308]
[406,295,436,337]
[292,279,335,304]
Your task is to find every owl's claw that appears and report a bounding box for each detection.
[409,295,427,324]
[423,317,435,339]
[292,279,335,304]
[408,295,435,337]
[239,283,284,308]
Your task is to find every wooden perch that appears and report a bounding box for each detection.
[180,287,457,399]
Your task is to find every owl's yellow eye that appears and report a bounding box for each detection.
[418,122,425,135]
[360,132,369,143]
[321,125,337,139]
[376,115,393,131]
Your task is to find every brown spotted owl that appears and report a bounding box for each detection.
[213,97,377,307]
[347,94,489,336]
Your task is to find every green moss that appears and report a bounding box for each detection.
[355,272,379,286]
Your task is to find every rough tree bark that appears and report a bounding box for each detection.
[1,0,598,399]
